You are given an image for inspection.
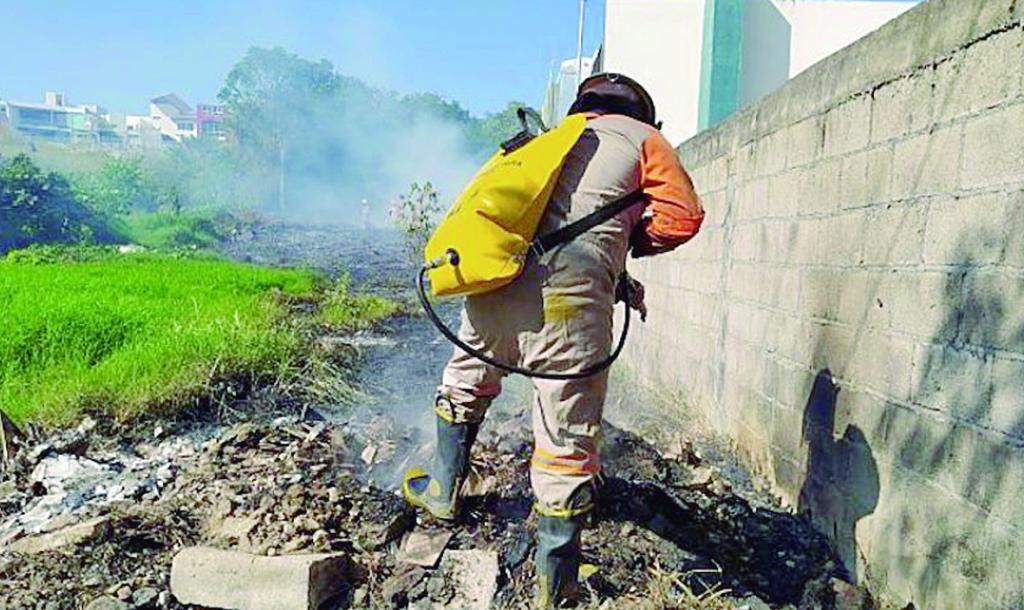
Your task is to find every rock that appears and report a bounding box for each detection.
[831,577,873,610]
[396,530,453,568]
[116,586,132,601]
[381,564,427,607]
[7,516,111,554]
[436,550,498,610]
[84,596,130,610]
[131,587,159,608]
[735,595,772,610]
[216,516,259,541]
[170,546,352,610]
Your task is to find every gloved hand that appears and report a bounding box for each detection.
[615,273,647,322]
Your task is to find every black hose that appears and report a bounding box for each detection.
[416,265,631,380]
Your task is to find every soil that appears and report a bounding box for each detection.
[0,226,863,610]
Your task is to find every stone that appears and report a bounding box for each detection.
[381,564,427,607]
[436,550,499,610]
[170,546,352,610]
[7,516,111,555]
[215,516,259,541]
[131,587,159,608]
[84,597,130,610]
[396,530,453,568]
[831,577,873,610]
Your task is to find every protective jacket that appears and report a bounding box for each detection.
[436,111,703,513]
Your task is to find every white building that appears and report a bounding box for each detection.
[774,0,918,77]
[602,0,707,145]
[149,93,197,142]
[541,55,597,130]
[0,92,120,144]
[542,0,919,145]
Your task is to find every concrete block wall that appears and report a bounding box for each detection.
[622,1,1024,608]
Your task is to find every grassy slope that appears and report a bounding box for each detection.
[0,248,394,425]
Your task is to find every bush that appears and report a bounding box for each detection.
[0,153,120,253]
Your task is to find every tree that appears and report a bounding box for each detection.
[472,101,531,151]
[73,156,154,215]
[218,47,342,210]
[0,154,116,251]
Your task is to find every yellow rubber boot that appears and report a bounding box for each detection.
[402,418,479,521]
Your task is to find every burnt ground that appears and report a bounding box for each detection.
[0,225,866,609]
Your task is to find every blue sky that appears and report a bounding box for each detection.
[0,1,607,117]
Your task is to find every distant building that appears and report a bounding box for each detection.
[0,92,120,144]
[1,90,228,147]
[541,55,597,130]
[150,93,197,142]
[196,103,227,140]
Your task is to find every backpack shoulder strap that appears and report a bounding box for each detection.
[531,189,647,256]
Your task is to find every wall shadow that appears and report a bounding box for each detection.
[798,368,880,584]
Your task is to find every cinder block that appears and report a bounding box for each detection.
[962,103,1024,190]
[170,547,352,610]
[840,150,870,209]
[736,177,769,221]
[801,267,839,321]
[835,270,890,330]
[870,71,935,144]
[787,117,823,168]
[822,212,866,264]
[958,270,1024,353]
[768,171,800,218]
[911,344,993,421]
[892,126,962,199]
[933,29,1024,124]
[1004,190,1024,269]
[884,270,961,342]
[923,192,1008,267]
[755,129,789,177]
[862,204,926,267]
[864,146,895,205]
[735,141,757,180]
[824,95,872,158]
[770,404,805,456]
[989,356,1024,438]
[847,331,915,402]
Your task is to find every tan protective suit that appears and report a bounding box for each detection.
[434,113,704,515]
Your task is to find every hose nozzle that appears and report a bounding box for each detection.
[425,248,460,270]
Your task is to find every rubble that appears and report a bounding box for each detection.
[169,546,352,610]
[0,226,877,608]
[396,530,453,567]
[7,516,111,555]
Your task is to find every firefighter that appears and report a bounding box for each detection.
[404,73,704,608]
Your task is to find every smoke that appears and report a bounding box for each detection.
[280,91,485,227]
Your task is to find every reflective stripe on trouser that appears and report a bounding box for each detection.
[435,261,613,514]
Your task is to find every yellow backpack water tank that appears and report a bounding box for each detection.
[424,114,587,297]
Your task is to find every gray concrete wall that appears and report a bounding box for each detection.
[622,1,1024,607]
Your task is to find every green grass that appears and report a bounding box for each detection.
[116,211,228,250]
[0,247,395,425]
[318,277,400,330]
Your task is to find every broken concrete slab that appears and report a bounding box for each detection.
[437,550,498,610]
[170,546,351,610]
[7,516,111,555]
[396,530,453,567]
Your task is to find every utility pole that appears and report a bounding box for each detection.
[576,0,586,88]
